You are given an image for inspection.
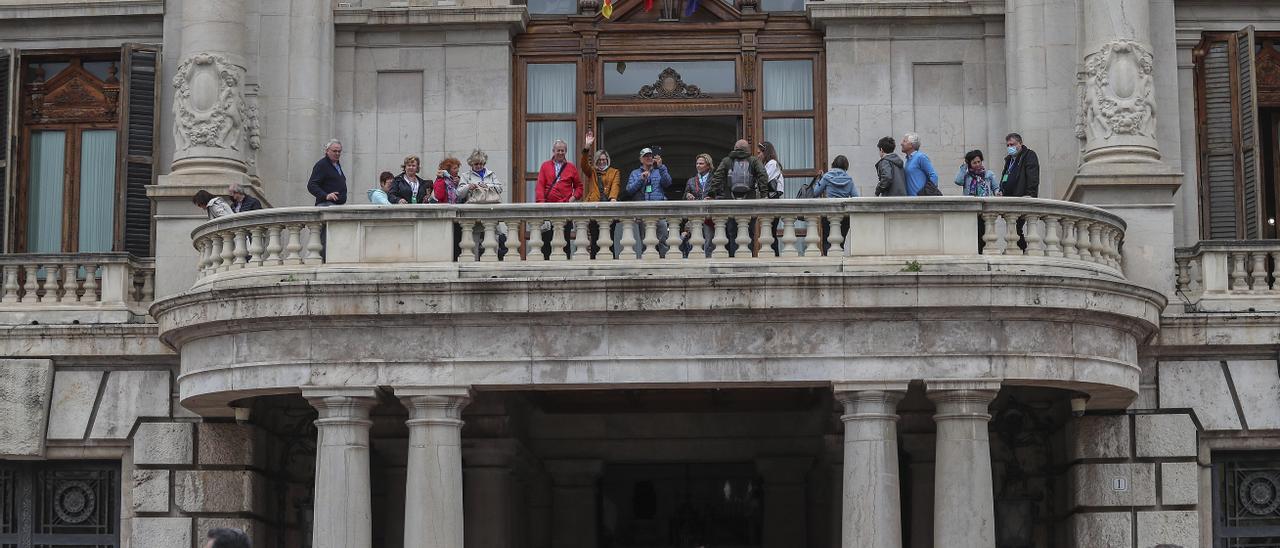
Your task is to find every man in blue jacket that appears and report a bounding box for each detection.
[900,132,938,196]
[625,147,673,257]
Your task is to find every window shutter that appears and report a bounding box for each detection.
[1235,26,1264,239]
[118,44,159,257]
[0,49,10,252]
[1199,38,1241,239]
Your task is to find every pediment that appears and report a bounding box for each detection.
[27,60,119,125]
[596,0,742,24]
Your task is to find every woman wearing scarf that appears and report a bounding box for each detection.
[953,149,997,197]
[580,130,621,258]
[433,157,464,204]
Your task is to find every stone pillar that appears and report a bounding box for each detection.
[756,457,813,548]
[464,441,519,548]
[398,386,471,548]
[546,459,603,548]
[283,0,335,203]
[835,382,908,548]
[303,387,380,548]
[1077,0,1161,168]
[926,380,1000,548]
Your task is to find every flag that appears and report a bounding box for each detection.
[644,0,653,11]
[601,0,613,18]
[683,0,698,16]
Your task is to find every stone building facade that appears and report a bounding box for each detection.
[0,1,1278,547]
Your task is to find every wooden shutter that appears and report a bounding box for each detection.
[1198,37,1242,239]
[118,43,159,256]
[0,49,10,252]
[1235,27,1264,239]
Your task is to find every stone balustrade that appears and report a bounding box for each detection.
[1174,240,1280,312]
[0,253,155,323]
[189,197,1126,287]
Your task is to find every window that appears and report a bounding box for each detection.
[761,0,804,12]
[524,63,577,202]
[1213,452,1280,547]
[762,60,817,197]
[526,0,578,15]
[0,462,121,548]
[604,61,737,96]
[8,47,158,255]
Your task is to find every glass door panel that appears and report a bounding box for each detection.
[26,130,67,253]
[78,129,118,252]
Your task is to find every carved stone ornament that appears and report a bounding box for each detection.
[1077,39,1157,142]
[172,53,260,153]
[635,68,711,99]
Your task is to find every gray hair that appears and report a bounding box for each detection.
[467,149,488,165]
[903,133,921,149]
[324,138,342,151]
[227,182,245,194]
[551,139,567,151]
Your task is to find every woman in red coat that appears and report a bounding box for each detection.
[534,139,583,203]
[433,157,464,204]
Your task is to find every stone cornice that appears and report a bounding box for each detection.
[335,5,529,31]
[806,0,1004,26]
[0,323,171,358]
[1152,313,1280,357]
[0,0,164,20]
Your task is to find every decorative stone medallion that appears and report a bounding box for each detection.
[172,52,261,154]
[1077,39,1157,143]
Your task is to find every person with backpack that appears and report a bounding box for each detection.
[874,136,907,197]
[901,132,940,196]
[813,155,858,198]
[710,139,770,199]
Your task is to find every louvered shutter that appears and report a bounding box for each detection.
[0,49,10,252]
[1235,27,1264,239]
[118,44,159,257]
[1199,39,1240,239]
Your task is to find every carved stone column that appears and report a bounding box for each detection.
[1077,0,1160,168]
[399,386,471,548]
[927,380,1000,548]
[303,387,381,548]
[835,382,908,548]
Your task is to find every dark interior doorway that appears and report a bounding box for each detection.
[1261,108,1280,238]
[599,116,740,200]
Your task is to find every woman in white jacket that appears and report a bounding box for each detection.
[458,149,504,203]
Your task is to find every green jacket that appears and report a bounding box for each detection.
[710,149,770,199]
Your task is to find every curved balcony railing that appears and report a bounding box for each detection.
[188,198,1126,287]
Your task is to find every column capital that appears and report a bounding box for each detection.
[302,386,381,420]
[396,385,472,424]
[834,382,909,421]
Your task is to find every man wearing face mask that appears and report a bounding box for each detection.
[1000,132,1039,198]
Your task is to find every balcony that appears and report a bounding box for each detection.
[1174,240,1280,312]
[0,253,155,324]
[152,198,1163,414]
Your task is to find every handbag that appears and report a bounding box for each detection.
[467,185,502,204]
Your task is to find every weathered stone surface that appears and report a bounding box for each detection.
[1227,360,1280,429]
[131,517,191,548]
[132,469,170,513]
[174,470,263,514]
[89,370,170,439]
[1160,462,1199,506]
[1158,360,1241,430]
[1070,512,1132,548]
[46,370,104,440]
[197,422,260,466]
[0,359,53,456]
[133,422,193,465]
[1071,462,1156,507]
[1136,510,1199,548]
[1135,413,1197,458]
[1070,415,1130,460]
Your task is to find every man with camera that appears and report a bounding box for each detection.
[624,146,673,256]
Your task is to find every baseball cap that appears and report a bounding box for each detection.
[639,147,654,157]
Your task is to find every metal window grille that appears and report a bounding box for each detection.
[1214,452,1280,547]
[0,462,119,548]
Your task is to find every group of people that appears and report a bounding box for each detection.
[311,139,505,207]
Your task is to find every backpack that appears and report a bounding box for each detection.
[729,159,752,196]
[796,176,821,199]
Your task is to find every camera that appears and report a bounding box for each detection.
[651,146,663,156]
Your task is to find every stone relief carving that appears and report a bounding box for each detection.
[635,67,710,99]
[172,53,260,154]
[1077,39,1157,143]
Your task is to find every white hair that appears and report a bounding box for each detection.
[903,133,921,149]
[324,138,342,151]
[551,139,567,150]
[228,182,245,194]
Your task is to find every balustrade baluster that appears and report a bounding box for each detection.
[981,213,999,255]
[481,221,499,262]
[527,220,545,262]
[574,219,593,261]
[736,217,755,260]
[1189,257,1202,292]
[303,223,325,264]
[1003,213,1021,255]
[1230,251,1248,292]
[664,217,683,259]
[826,215,845,258]
[503,221,520,260]
[265,225,284,265]
[550,220,569,261]
[46,265,62,303]
[641,218,660,261]
[1024,215,1044,256]
[1075,220,1092,262]
[1,265,18,303]
[802,217,821,257]
[592,218,613,260]
[1087,224,1103,266]
[780,217,798,258]
[757,217,775,258]
[232,229,249,268]
[459,220,478,262]
[1043,216,1062,257]
[194,237,209,278]
[1109,229,1124,269]
[1174,257,1190,292]
[1269,251,1280,293]
[283,225,304,265]
[21,265,40,303]
[60,264,80,303]
[1060,219,1079,259]
[688,217,707,260]
[220,232,235,272]
[619,219,637,261]
[248,227,265,266]
[1250,252,1268,293]
[82,264,99,302]
[141,269,155,303]
[711,217,729,259]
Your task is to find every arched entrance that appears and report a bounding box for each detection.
[513,2,826,201]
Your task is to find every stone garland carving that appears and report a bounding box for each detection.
[1077,39,1157,143]
[172,53,261,153]
[635,67,710,99]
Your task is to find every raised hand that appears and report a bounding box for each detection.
[584,130,595,148]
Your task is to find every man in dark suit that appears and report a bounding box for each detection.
[308,139,347,206]
[227,183,262,213]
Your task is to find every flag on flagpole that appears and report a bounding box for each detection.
[601,0,613,18]
[683,0,698,16]
[644,0,653,12]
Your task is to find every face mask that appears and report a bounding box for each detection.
[1007,146,1018,156]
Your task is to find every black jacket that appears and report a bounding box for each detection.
[307,157,348,205]
[231,195,262,213]
[1000,146,1040,198]
[874,154,907,197]
[710,149,770,199]
[388,173,431,204]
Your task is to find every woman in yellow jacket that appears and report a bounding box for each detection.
[580,130,621,258]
